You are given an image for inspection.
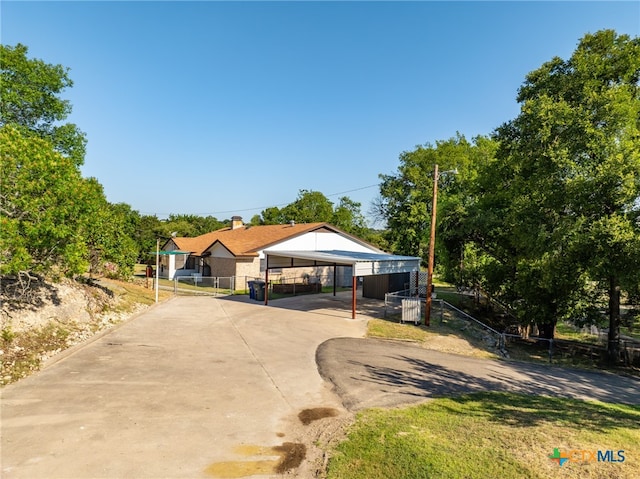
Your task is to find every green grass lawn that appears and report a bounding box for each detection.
[555,322,604,344]
[327,392,640,479]
[622,326,640,341]
[367,316,499,359]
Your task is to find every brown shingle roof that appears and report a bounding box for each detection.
[171,222,332,257]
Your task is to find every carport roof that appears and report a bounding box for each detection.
[263,249,421,277]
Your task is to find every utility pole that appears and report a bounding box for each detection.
[155,238,160,303]
[425,164,439,326]
[425,165,458,325]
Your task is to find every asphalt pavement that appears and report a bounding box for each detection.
[317,337,640,411]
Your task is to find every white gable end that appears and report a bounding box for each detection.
[258,231,377,258]
[209,242,235,259]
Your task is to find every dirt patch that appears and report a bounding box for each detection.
[1,277,152,385]
[288,412,354,479]
[273,403,356,478]
[2,278,106,333]
[298,407,339,425]
[421,332,496,357]
[273,442,307,473]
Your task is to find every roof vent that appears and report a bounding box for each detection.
[289,220,295,227]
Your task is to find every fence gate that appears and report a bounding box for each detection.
[173,276,236,296]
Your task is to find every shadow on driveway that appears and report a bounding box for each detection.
[219,290,387,320]
[317,338,640,411]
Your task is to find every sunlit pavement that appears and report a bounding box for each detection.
[1,293,368,479]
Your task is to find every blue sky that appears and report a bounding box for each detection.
[3,1,639,225]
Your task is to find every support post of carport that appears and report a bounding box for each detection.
[264,267,269,305]
[333,264,337,296]
[351,275,357,319]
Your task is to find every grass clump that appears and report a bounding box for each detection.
[367,318,433,343]
[1,322,72,384]
[327,392,640,479]
[367,314,499,359]
[1,278,163,386]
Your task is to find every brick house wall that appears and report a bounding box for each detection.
[235,257,260,280]
[208,257,236,278]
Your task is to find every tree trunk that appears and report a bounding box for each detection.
[537,302,557,340]
[537,321,555,340]
[607,275,622,363]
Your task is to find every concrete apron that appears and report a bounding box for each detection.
[1,292,370,478]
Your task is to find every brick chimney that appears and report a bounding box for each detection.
[231,216,244,230]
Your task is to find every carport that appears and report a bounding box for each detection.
[263,249,421,319]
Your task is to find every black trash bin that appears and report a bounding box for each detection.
[248,280,256,300]
[254,281,265,301]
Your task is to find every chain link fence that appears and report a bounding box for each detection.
[173,275,239,296]
[384,289,640,366]
[170,273,349,298]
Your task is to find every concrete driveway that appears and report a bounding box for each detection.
[1,293,369,479]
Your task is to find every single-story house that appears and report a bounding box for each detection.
[160,216,421,318]
[159,216,420,318]
[159,216,375,282]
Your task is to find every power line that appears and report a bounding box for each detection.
[325,184,380,197]
[141,183,379,218]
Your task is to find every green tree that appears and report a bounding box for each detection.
[332,196,368,236]
[1,44,86,166]
[83,198,140,278]
[258,190,371,237]
[1,44,141,281]
[0,125,89,277]
[260,206,288,225]
[376,134,493,270]
[248,214,263,226]
[282,190,334,224]
[488,30,640,356]
[135,215,163,264]
[0,126,139,280]
[165,214,225,237]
